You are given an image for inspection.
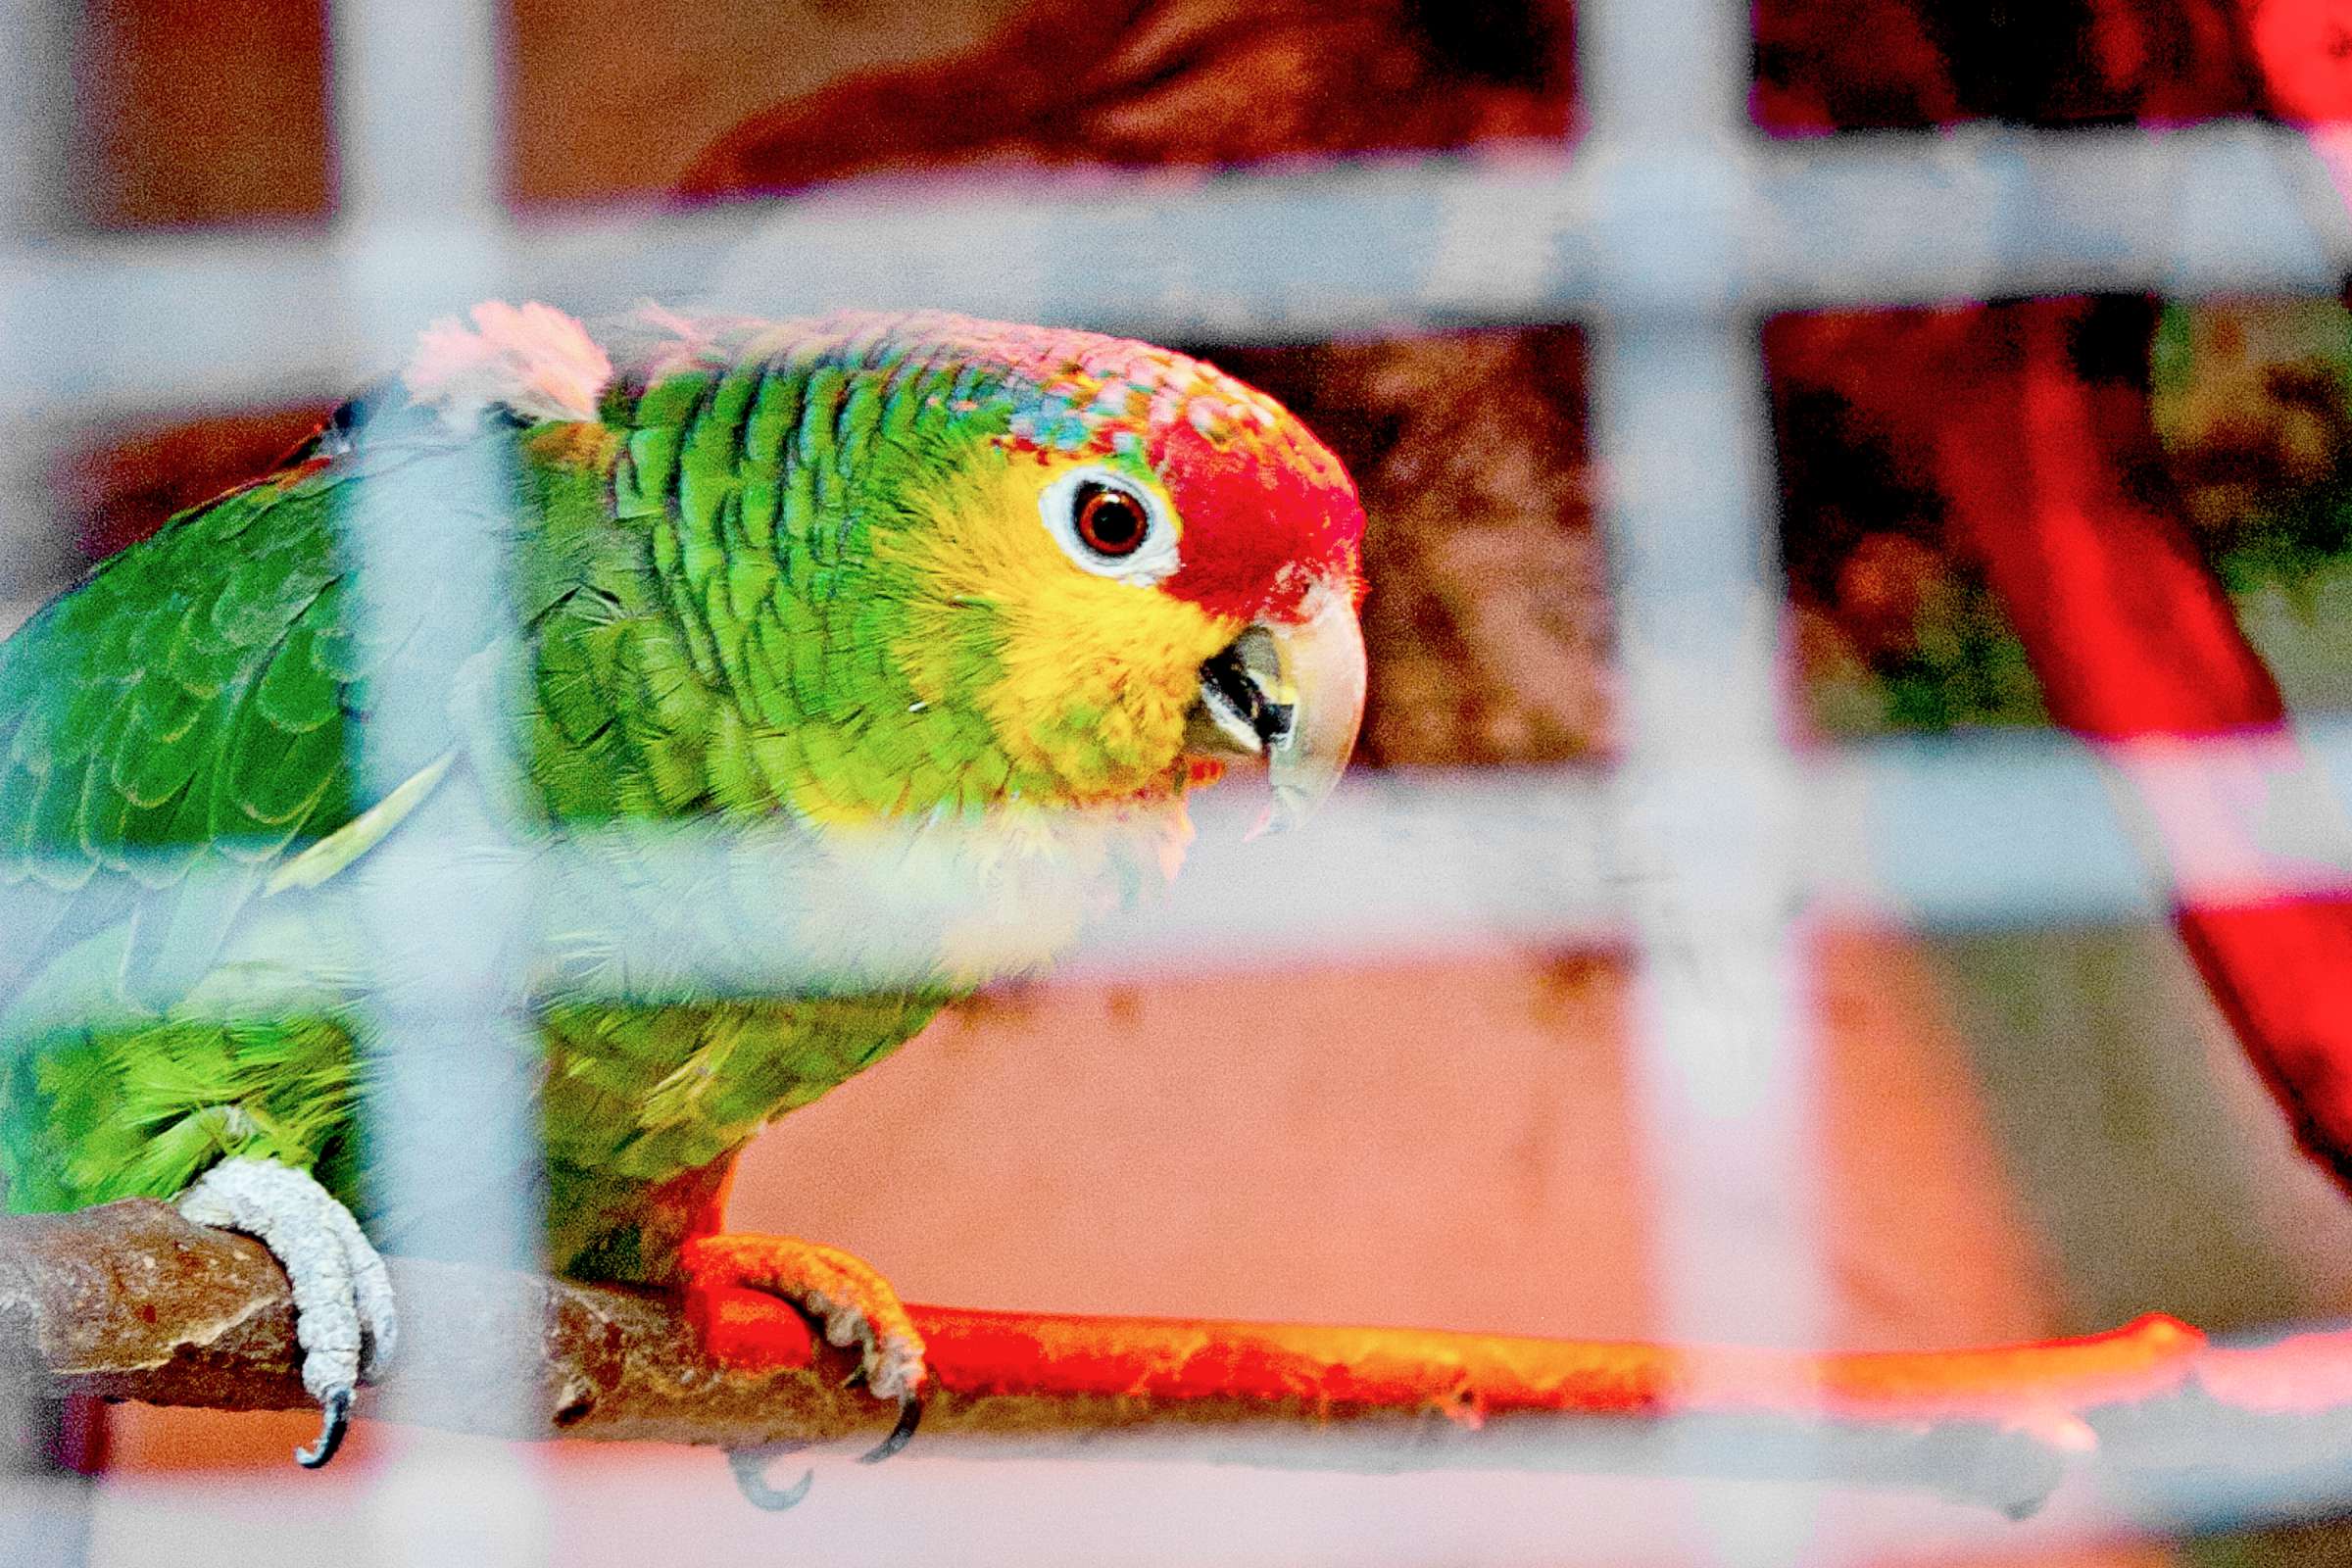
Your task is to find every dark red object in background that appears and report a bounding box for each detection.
[1758,3,2352,1197]
[1933,298,2352,1194]
[679,0,1580,200]
[1754,0,2268,133]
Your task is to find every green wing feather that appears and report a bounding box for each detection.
[0,427,457,1212]
[0,462,358,985]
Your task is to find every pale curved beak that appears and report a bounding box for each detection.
[1190,582,1367,835]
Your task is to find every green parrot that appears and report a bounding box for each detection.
[0,302,1367,1478]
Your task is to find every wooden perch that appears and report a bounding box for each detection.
[3,1200,2347,1518]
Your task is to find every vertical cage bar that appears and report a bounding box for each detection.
[0,0,74,241]
[1578,0,1751,137]
[0,0,87,618]
[1584,0,1827,1561]
[331,0,502,221]
[0,6,102,1563]
[1592,313,1825,1563]
[325,1,547,1562]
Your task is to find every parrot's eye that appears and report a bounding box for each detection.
[1074,484,1148,558]
[1038,465,1179,583]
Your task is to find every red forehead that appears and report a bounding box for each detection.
[1146,415,1364,624]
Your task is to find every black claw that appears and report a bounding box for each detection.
[295,1388,352,1469]
[728,1445,815,1511]
[858,1392,921,1465]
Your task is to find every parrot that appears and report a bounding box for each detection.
[0,302,1367,1483]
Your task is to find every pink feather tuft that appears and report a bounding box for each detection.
[404,301,612,427]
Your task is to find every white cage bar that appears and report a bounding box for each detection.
[1583,3,1823,1562]
[326,3,551,1567]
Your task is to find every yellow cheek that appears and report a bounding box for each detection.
[894,455,1239,802]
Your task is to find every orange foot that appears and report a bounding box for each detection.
[683,1234,927,1506]
[681,1233,927,1403]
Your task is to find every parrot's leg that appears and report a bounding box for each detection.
[176,1156,398,1469]
[681,1233,926,1505]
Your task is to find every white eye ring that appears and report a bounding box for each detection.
[1038,466,1180,585]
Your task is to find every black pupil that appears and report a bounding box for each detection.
[1078,487,1146,555]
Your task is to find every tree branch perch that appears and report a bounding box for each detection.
[3,1201,2346,1519]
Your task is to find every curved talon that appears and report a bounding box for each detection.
[858,1391,922,1465]
[296,1387,352,1469]
[177,1157,397,1473]
[727,1445,816,1511]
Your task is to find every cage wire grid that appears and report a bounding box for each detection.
[4,0,2352,1562]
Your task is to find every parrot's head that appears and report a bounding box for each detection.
[858,315,1369,834]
